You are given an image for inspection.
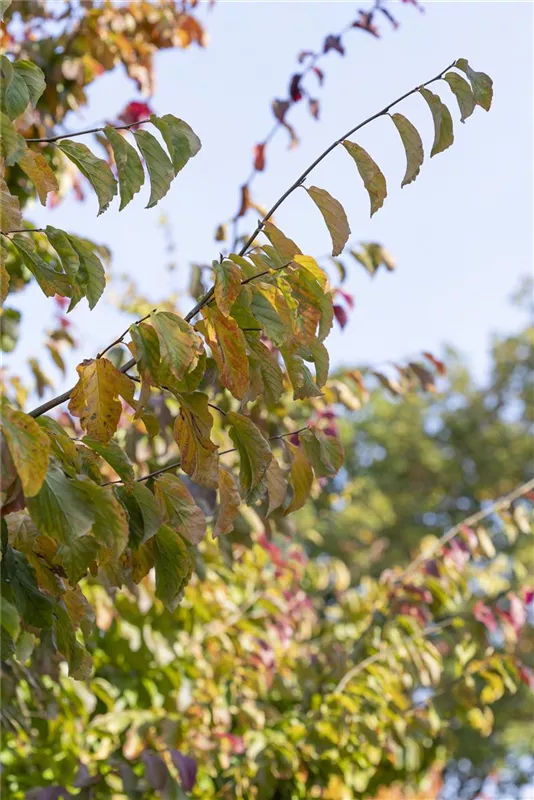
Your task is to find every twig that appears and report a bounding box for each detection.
[0,228,45,236]
[25,118,152,144]
[27,62,455,420]
[396,477,534,584]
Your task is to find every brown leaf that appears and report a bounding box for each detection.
[309,98,320,120]
[323,34,345,55]
[253,143,266,172]
[174,392,219,488]
[68,358,135,443]
[306,186,350,256]
[237,184,250,218]
[213,467,240,537]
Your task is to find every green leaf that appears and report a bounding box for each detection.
[419,87,454,157]
[390,113,425,187]
[150,114,200,174]
[306,186,350,257]
[1,67,29,119]
[77,479,129,557]
[173,392,219,489]
[284,442,313,515]
[53,603,92,677]
[133,129,175,208]
[151,311,203,384]
[44,226,82,307]
[443,72,476,123]
[227,411,272,504]
[154,474,207,545]
[153,523,193,611]
[342,140,387,216]
[281,348,323,400]
[245,335,284,404]
[68,358,135,444]
[18,148,59,205]
[1,546,53,627]
[57,535,99,585]
[266,457,286,515]
[300,339,329,388]
[26,463,95,545]
[455,58,493,111]
[12,234,71,298]
[0,251,8,305]
[300,428,344,478]
[0,112,26,165]
[82,437,135,485]
[14,60,46,106]
[214,258,242,316]
[0,406,50,496]
[66,233,107,310]
[249,290,288,346]
[104,125,145,210]
[0,595,20,641]
[117,482,162,548]
[59,139,118,215]
[214,467,241,538]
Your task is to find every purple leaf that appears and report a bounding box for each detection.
[170,749,198,792]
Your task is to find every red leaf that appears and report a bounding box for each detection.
[118,101,153,128]
[498,593,527,636]
[323,34,345,55]
[298,50,315,63]
[333,304,348,330]
[312,66,324,85]
[422,351,447,375]
[308,98,320,120]
[525,588,534,605]
[518,663,534,691]
[473,600,498,633]
[54,294,69,310]
[335,288,354,309]
[253,143,266,172]
[353,11,381,37]
[289,73,303,102]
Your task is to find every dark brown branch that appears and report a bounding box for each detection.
[25,118,152,144]
[27,62,455,420]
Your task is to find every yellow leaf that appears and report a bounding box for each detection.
[284,442,313,515]
[200,307,249,400]
[0,406,50,497]
[419,87,454,157]
[0,245,9,305]
[154,473,206,545]
[306,186,350,257]
[263,221,302,262]
[214,467,240,537]
[173,392,219,488]
[0,178,21,232]
[214,258,242,316]
[390,113,425,187]
[266,456,286,515]
[151,311,203,384]
[342,141,387,216]
[18,148,59,205]
[68,358,135,444]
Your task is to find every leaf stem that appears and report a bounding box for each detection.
[25,119,152,145]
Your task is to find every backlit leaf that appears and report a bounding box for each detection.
[200,307,249,400]
[133,129,175,208]
[68,357,135,443]
[300,428,344,478]
[154,474,207,545]
[59,140,118,215]
[284,442,313,514]
[150,114,199,174]
[0,115,25,166]
[173,392,219,488]
[390,113,424,187]
[66,234,106,310]
[214,258,242,316]
[12,234,71,298]
[263,221,302,261]
[419,87,454,157]
[214,467,241,537]
[227,411,272,504]
[0,406,50,496]
[281,348,323,399]
[117,482,162,548]
[443,72,476,123]
[153,523,193,611]
[245,335,284,403]
[306,186,350,256]
[14,60,46,106]
[18,149,59,205]
[0,178,21,231]
[455,58,493,111]
[266,457,286,515]
[151,311,203,384]
[104,125,144,210]
[342,140,387,216]
[1,68,29,119]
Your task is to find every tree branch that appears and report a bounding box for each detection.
[25,119,153,144]
[27,61,455,420]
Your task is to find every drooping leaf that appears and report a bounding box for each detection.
[227,411,272,504]
[419,87,454,157]
[342,140,387,216]
[12,234,71,298]
[117,482,162,548]
[0,406,50,497]
[133,129,175,208]
[151,311,203,385]
[390,113,425,187]
[77,479,129,557]
[57,535,99,585]
[0,252,9,305]
[306,186,350,256]
[150,114,199,174]
[1,546,53,627]
[443,72,476,123]
[455,58,493,111]
[1,67,29,119]
[0,178,21,231]
[104,126,144,210]
[26,463,94,545]
[154,474,207,545]
[170,750,198,793]
[68,357,135,443]
[160,114,201,157]
[153,523,193,611]
[266,457,286,515]
[300,339,330,388]
[0,1,12,23]
[214,467,241,537]
[200,307,249,400]
[263,221,302,261]
[59,140,118,215]
[300,428,344,478]
[0,595,20,641]
[281,348,323,400]
[82,437,135,485]
[18,148,59,205]
[245,335,284,404]
[0,114,26,166]
[173,392,219,488]
[284,442,313,514]
[66,233,106,310]
[14,60,46,106]
[214,258,242,316]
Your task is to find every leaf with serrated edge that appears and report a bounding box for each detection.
[104,126,144,210]
[154,474,206,545]
[455,59,493,111]
[133,129,175,208]
[173,392,219,488]
[67,234,106,310]
[284,442,313,515]
[390,113,425,187]
[153,523,193,611]
[214,258,242,316]
[0,407,50,496]
[266,457,286,515]
[214,467,241,537]
[342,140,387,216]
[227,411,272,504]
[68,358,135,443]
[150,114,196,175]
[59,140,117,215]
[419,87,454,157]
[443,72,476,123]
[200,307,249,400]
[306,186,350,256]
[18,149,59,205]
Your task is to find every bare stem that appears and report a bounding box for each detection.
[25,118,152,145]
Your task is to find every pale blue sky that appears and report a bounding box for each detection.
[9,0,534,402]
